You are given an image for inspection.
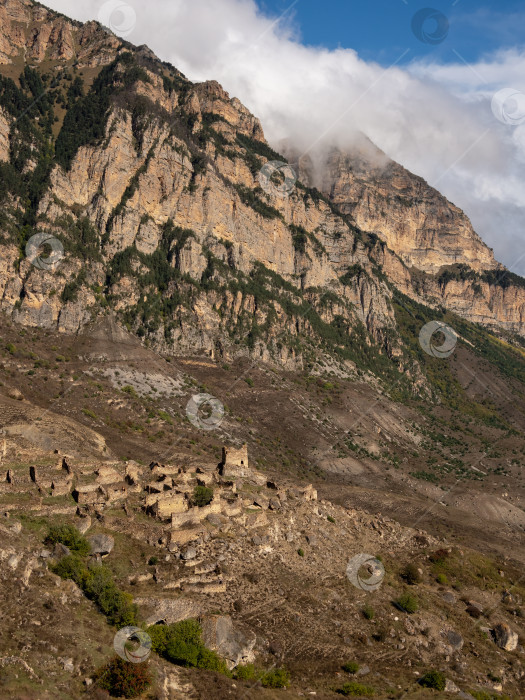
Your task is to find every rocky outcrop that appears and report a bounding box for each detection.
[0,0,119,67]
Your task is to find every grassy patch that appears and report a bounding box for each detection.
[337,681,374,696]
[395,592,419,614]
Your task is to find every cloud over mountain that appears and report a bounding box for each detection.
[44,0,525,272]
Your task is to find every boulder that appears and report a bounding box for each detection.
[76,515,92,535]
[181,546,197,561]
[87,534,114,556]
[466,601,483,618]
[446,630,464,650]
[53,543,71,559]
[8,387,23,401]
[245,511,268,529]
[200,614,256,669]
[268,497,281,511]
[252,495,269,509]
[492,623,519,651]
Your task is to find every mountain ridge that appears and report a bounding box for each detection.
[0,0,524,367]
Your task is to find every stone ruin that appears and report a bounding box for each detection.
[218,443,250,479]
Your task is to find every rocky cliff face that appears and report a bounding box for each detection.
[294,141,525,336]
[311,141,499,275]
[0,0,524,372]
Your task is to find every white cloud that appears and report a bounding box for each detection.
[43,0,525,273]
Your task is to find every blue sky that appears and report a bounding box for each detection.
[256,0,525,65]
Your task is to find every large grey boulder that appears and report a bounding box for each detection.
[200,615,256,670]
[492,623,518,651]
[87,534,114,556]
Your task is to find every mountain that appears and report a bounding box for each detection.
[0,2,524,699]
[0,0,525,365]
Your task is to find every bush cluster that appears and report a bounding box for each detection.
[45,524,90,555]
[51,555,138,627]
[419,670,446,691]
[395,592,419,614]
[342,661,359,674]
[94,655,152,698]
[401,563,422,585]
[192,485,214,507]
[147,619,229,673]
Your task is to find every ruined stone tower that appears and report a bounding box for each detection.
[219,443,249,478]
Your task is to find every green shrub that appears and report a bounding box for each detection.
[260,667,290,688]
[234,663,258,681]
[419,670,446,691]
[148,556,158,566]
[297,548,305,557]
[395,592,419,614]
[84,565,138,627]
[192,485,214,507]
[402,563,422,585]
[327,515,336,523]
[337,681,374,696]
[436,573,448,585]
[362,605,375,620]
[94,656,152,698]
[50,554,88,585]
[342,661,359,674]
[148,619,229,673]
[45,524,90,555]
